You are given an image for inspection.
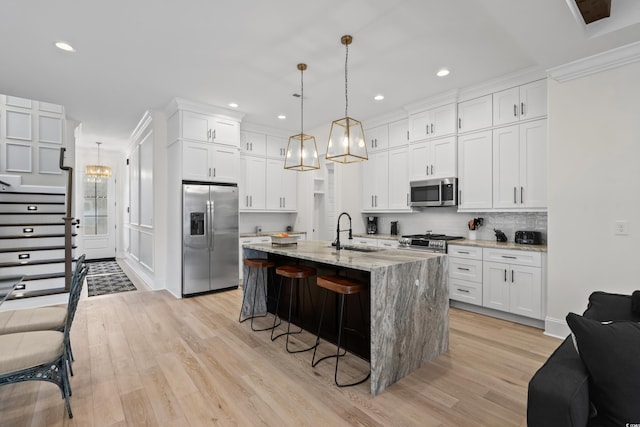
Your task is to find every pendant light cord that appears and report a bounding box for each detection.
[300,67,304,136]
[344,41,349,118]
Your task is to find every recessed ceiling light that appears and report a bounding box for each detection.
[436,68,450,77]
[228,102,239,108]
[54,41,76,52]
[277,115,286,120]
[374,94,385,101]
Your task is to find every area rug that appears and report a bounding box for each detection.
[86,260,137,297]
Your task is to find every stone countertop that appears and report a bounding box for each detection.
[240,231,307,238]
[450,239,547,252]
[242,240,443,272]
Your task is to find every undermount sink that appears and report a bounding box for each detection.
[335,245,382,253]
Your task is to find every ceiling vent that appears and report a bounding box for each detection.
[575,0,611,24]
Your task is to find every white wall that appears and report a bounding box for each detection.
[546,61,640,337]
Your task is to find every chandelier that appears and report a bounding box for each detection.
[284,63,320,171]
[326,35,367,164]
[86,142,111,182]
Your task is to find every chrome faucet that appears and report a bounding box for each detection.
[333,212,352,250]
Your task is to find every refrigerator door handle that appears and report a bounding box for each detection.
[207,200,214,249]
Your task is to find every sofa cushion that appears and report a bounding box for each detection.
[566,313,640,427]
[582,291,640,322]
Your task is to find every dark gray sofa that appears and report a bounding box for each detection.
[527,291,640,427]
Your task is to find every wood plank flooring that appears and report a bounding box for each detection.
[0,262,561,426]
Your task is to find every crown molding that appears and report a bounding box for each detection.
[165,97,245,122]
[548,40,640,82]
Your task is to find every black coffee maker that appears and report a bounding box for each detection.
[367,216,378,234]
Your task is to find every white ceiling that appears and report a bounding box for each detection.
[2,0,640,151]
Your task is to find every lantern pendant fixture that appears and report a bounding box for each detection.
[85,142,112,182]
[284,63,320,171]
[326,35,367,164]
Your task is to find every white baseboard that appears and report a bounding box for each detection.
[544,316,570,339]
[450,301,545,329]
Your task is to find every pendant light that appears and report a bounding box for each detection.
[86,142,111,182]
[284,63,320,171]
[326,35,367,164]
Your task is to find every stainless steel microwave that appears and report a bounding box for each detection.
[410,178,458,207]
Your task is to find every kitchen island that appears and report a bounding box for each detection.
[241,240,449,395]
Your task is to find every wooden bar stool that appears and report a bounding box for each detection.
[312,275,370,387]
[238,258,280,332]
[271,265,317,353]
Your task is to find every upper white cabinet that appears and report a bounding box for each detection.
[240,131,267,156]
[266,159,297,211]
[182,141,239,184]
[492,120,547,209]
[388,147,410,210]
[408,136,456,181]
[408,103,456,142]
[457,95,492,134]
[266,135,289,159]
[388,119,409,149]
[181,110,240,147]
[240,156,266,210]
[457,131,493,210]
[365,124,389,152]
[493,80,547,126]
[362,151,389,210]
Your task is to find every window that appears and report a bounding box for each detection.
[83,178,108,235]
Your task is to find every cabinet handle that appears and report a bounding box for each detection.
[406,131,409,140]
[513,104,517,117]
[459,190,462,204]
[430,123,434,134]
[457,251,470,254]
[458,117,462,129]
[245,195,248,207]
[513,187,517,204]
[521,102,524,116]
[213,168,216,177]
[250,142,253,150]
[521,186,524,204]
[457,267,470,271]
[501,255,517,259]
[430,164,433,175]
[512,270,514,283]
[208,129,212,140]
[209,167,212,177]
[212,129,216,141]
[406,193,409,206]
[283,197,285,208]
[250,195,252,207]
[504,269,507,282]
[457,288,470,293]
[425,125,429,135]
[375,195,378,207]
[371,195,374,207]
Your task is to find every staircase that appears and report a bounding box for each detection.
[0,177,76,300]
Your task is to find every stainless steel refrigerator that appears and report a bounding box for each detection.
[182,182,239,296]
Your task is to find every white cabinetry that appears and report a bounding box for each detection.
[457,95,492,133]
[238,236,272,282]
[408,136,456,181]
[240,131,267,155]
[266,135,288,159]
[388,147,410,209]
[350,237,379,247]
[457,131,492,210]
[482,248,542,319]
[362,151,389,210]
[182,110,240,147]
[240,156,266,210]
[182,141,239,183]
[492,120,547,209]
[388,119,409,149]
[408,103,456,142]
[266,159,297,211]
[493,80,547,126]
[448,245,483,306]
[365,124,389,152]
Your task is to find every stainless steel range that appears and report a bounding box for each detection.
[398,233,464,253]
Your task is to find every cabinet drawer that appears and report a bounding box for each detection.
[450,278,482,306]
[378,239,400,249]
[448,245,482,260]
[483,248,541,267]
[352,238,378,247]
[449,258,482,282]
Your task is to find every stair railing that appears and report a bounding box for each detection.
[59,147,74,290]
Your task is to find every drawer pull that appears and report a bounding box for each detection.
[457,267,470,271]
[457,288,470,293]
[501,255,517,259]
[457,251,470,254]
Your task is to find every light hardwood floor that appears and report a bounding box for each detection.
[0,263,561,426]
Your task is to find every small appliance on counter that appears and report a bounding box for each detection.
[493,229,508,242]
[390,221,399,236]
[515,230,542,245]
[367,216,378,234]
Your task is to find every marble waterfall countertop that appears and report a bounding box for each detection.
[240,230,307,238]
[241,240,449,395]
[449,239,548,252]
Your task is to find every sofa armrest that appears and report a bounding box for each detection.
[527,338,591,427]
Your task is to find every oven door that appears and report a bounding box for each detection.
[410,179,442,207]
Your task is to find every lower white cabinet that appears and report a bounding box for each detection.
[448,245,544,319]
[238,236,272,282]
[351,237,379,247]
